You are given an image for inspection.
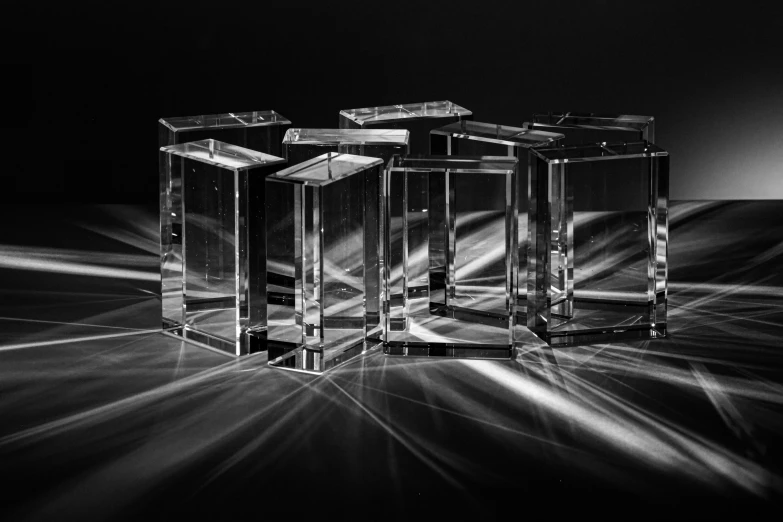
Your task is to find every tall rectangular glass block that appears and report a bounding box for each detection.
[282,128,409,166]
[340,101,472,303]
[529,112,654,146]
[160,140,286,355]
[266,153,384,373]
[384,156,519,358]
[159,110,291,330]
[430,121,564,322]
[528,142,669,346]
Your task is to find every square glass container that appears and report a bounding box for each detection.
[527,141,669,346]
[159,139,286,355]
[265,153,385,373]
[529,112,654,145]
[430,120,564,320]
[384,156,520,358]
[159,110,291,330]
[282,128,409,166]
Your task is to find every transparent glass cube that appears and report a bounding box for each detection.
[159,139,286,355]
[530,112,654,145]
[528,141,669,346]
[159,110,291,330]
[282,128,409,166]
[266,153,384,373]
[340,101,472,301]
[384,155,520,358]
[430,120,564,321]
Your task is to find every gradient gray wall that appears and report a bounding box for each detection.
[4,1,782,202]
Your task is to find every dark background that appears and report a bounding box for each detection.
[3,1,782,204]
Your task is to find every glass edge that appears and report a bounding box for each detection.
[159,113,292,132]
[161,147,286,170]
[536,150,669,164]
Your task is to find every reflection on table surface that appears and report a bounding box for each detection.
[0,202,781,520]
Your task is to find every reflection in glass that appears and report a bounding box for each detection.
[159,110,291,330]
[283,128,409,166]
[160,139,285,355]
[384,156,520,359]
[529,112,654,145]
[430,120,564,322]
[528,141,669,346]
[266,153,384,373]
[340,101,472,301]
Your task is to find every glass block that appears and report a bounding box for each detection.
[340,101,472,301]
[282,128,409,166]
[266,153,384,373]
[159,110,291,331]
[529,112,654,146]
[528,141,669,346]
[384,155,520,358]
[159,139,286,355]
[339,101,471,154]
[430,121,564,322]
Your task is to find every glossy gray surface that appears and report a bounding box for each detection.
[0,202,781,520]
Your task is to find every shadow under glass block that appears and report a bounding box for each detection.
[282,128,409,167]
[385,155,521,358]
[430,121,564,323]
[528,142,669,346]
[160,140,286,356]
[529,112,654,146]
[159,110,291,331]
[265,153,384,373]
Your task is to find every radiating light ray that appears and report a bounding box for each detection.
[463,359,776,496]
[579,341,776,371]
[95,204,160,245]
[0,245,157,267]
[0,296,161,353]
[453,219,506,280]
[0,316,155,332]
[326,376,467,491]
[7,368,313,521]
[735,367,783,395]
[466,359,690,468]
[0,329,161,353]
[668,201,726,224]
[329,372,574,448]
[673,308,783,335]
[555,348,783,404]
[690,362,758,446]
[186,370,325,487]
[552,342,612,369]
[2,200,783,518]
[557,366,775,495]
[0,342,253,447]
[0,334,181,423]
[675,280,782,312]
[0,246,158,281]
[0,287,153,300]
[76,223,158,256]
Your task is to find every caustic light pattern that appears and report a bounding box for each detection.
[0,203,781,518]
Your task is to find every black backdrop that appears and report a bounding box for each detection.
[4,1,782,204]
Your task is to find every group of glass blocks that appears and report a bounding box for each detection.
[159,102,668,373]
